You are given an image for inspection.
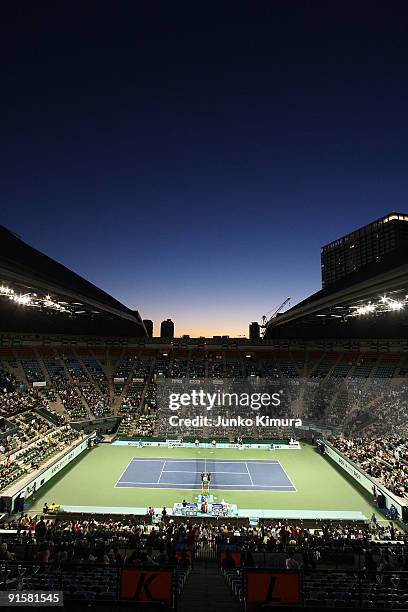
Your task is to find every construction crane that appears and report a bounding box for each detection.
[260,297,291,331]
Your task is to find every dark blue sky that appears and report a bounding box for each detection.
[1,2,408,336]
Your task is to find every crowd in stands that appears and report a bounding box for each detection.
[217,520,405,553]
[40,388,58,403]
[118,411,156,437]
[0,365,16,392]
[0,515,404,567]
[58,385,88,419]
[0,389,48,418]
[0,515,196,566]
[3,346,408,498]
[0,514,406,606]
[119,383,144,414]
[331,437,408,498]
[80,384,112,417]
[82,356,109,395]
[0,408,81,490]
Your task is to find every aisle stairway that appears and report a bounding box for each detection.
[178,558,241,612]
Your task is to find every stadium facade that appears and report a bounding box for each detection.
[321,212,408,288]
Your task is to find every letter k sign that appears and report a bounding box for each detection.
[134,573,158,600]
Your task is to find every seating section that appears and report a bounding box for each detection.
[332,353,357,377]
[43,356,66,382]
[375,353,401,378]
[0,516,193,602]
[0,511,405,606]
[2,343,408,489]
[81,355,108,393]
[310,352,337,377]
[171,356,188,378]
[207,355,224,378]
[0,390,48,417]
[65,354,89,383]
[58,385,88,419]
[189,356,205,378]
[224,567,408,608]
[0,409,80,490]
[351,353,378,378]
[331,436,408,498]
[120,382,144,414]
[0,365,15,392]
[225,359,242,378]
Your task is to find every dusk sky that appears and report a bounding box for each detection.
[2,3,408,337]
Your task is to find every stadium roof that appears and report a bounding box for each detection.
[0,226,147,336]
[265,247,408,339]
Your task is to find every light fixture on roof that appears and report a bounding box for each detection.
[0,285,14,295]
[1,283,71,313]
[12,293,32,306]
[388,300,404,311]
[355,303,376,316]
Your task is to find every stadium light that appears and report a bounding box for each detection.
[354,303,376,316]
[0,285,14,296]
[349,293,408,318]
[389,300,404,311]
[12,294,32,306]
[1,281,73,313]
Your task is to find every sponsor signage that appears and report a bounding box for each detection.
[120,569,173,606]
[324,441,405,517]
[247,570,301,609]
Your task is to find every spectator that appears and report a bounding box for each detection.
[35,516,47,542]
[285,551,299,569]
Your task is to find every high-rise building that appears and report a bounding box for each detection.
[143,319,153,337]
[321,213,408,288]
[160,319,174,339]
[249,321,260,340]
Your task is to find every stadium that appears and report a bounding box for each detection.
[1,215,408,610]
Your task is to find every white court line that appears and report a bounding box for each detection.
[117,481,201,486]
[115,458,294,490]
[159,459,280,465]
[128,457,281,464]
[116,481,295,488]
[275,461,297,493]
[130,458,167,462]
[157,460,167,484]
[237,461,280,465]
[115,458,137,486]
[245,462,254,486]
[162,470,248,475]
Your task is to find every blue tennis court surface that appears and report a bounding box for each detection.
[115,457,296,491]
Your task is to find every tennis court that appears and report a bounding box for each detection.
[115,457,296,491]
